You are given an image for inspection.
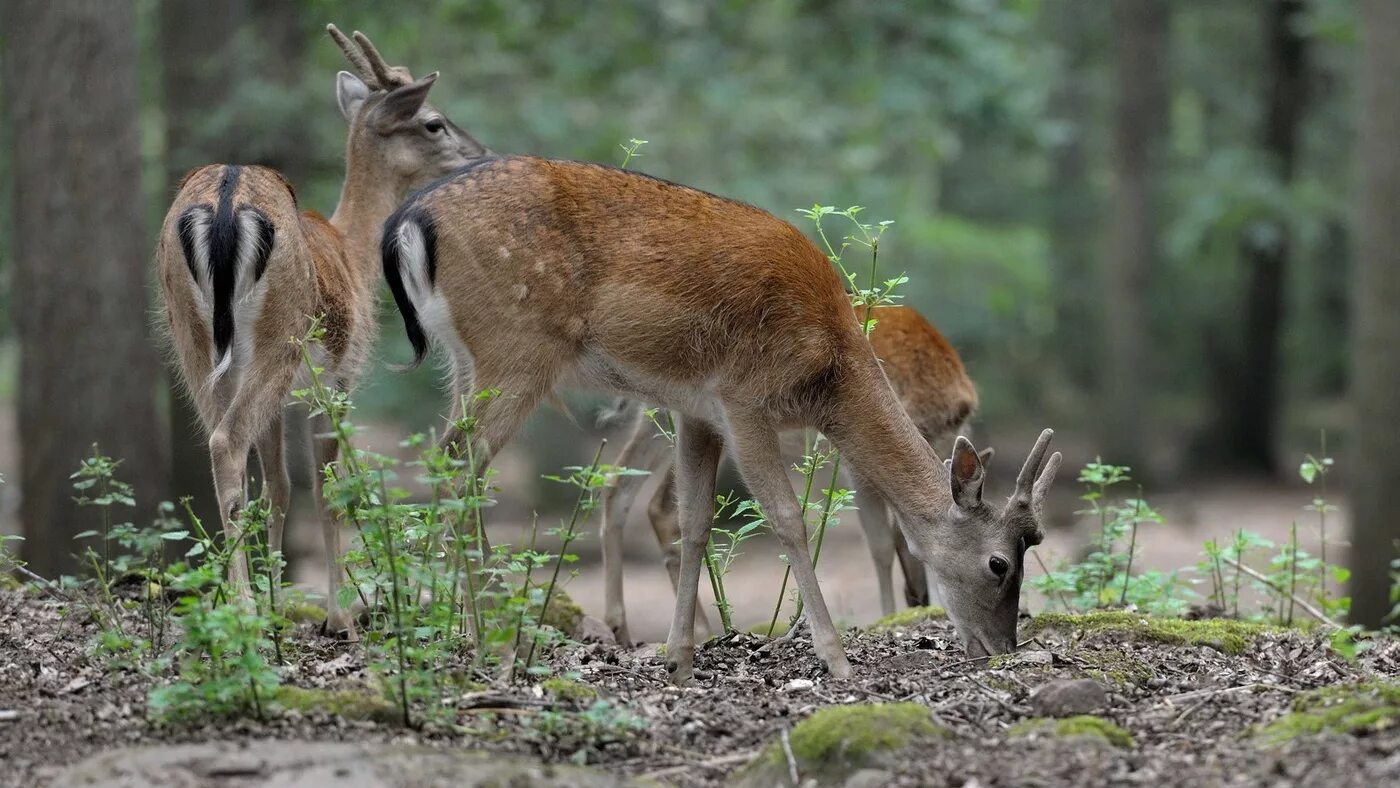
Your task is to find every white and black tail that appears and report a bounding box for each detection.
[174,165,275,382]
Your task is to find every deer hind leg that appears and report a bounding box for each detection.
[309,409,356,640]
[254,409,291,591]
[208,365,295,601]
[843,466,898,618]
[600,406,671,645]
[663,416,724,685]
[726,409,851,678]
[647,462,715,639]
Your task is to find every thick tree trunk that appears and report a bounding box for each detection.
[1101,0,1167,471]
[1217,0,1307,473]
[1,0,167,577]
[1349,0,1400,629]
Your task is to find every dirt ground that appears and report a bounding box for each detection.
[3,583,1398,787]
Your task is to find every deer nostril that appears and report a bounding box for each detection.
[989,555,1010,577]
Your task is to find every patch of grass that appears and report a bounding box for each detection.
[745,702,948,784]
[273,686,398,723]
[1026,611,1277,655]
[540,676,598,702]
[1255,681,1400,744]
[1007,715,1134,748]
[869,606,947,631]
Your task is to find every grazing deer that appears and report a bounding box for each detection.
[380,158,1059,681]
[599,305,987,644]
[154,26,485,637]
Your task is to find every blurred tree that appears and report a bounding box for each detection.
[0,0,167,576]
[1215,0,1309,473]
[1349,0,1400,629]
[1101,0,1168,472]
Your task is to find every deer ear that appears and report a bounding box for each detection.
[978,447,995,467]
[948,436,985,509]
[336,71,371,121]
[372,72,437,131]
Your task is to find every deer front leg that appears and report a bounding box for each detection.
[727,411,851,679]
[600,407,670,645]
[844,466,898,618]
[647,463,715,639]
[892,515,932,608]
[663,416,723,685]
[309,410,356,641]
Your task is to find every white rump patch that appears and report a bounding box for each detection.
[395,220,474,378]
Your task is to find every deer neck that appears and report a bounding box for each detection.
[328,162,404,280]
[825,349,954,525]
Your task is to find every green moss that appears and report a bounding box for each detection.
[281,601,328,625]
[869,606,947,632]
[273,686,397,722]
[1007,715,1134,748]
[769,704,946,774]
[540,677,598,702]
[1026,611,1276,655]
[537,588,584,634]
[1255,681,1400,744]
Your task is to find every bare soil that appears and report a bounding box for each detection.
[3,586,1398,787]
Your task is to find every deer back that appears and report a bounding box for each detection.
[867,305,979,441]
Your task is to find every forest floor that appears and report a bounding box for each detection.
[3,587,1399,787]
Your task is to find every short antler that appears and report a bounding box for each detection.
[326,24,413,91]
[1013,428,1060,506]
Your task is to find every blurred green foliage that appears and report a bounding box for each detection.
[0,0,1362,475]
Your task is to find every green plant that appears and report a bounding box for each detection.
[1029,460,1184,613]
[703,491,767,632]
[526,698,649,764]
[1300,433,1347,619]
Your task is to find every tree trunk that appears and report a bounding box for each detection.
[1046,0,1103,391]
[1217,0,1307,473]
[1101,0,1168,471]
[1,0,167,578]
[1349,0,1400,629]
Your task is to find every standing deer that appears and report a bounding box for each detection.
[154,26,486,637]
[599,305,987,644]
[380,158,1059,681]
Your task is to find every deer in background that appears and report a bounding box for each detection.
[380,157,1059,681]
[599,305,989,644]
[154,26,486,638]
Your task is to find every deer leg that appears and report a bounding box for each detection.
[309,410,357,640]
[663,416,723,685]
[600,406,670,645]
[254,410,291,591]
[727,410,851,678]
[647,462,715,639]
[843,466,897,618]
[208,367,294,603]
[892,514,932,608]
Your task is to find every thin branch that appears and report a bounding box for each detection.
[1224,557,1342,629]
[780,728,800,785]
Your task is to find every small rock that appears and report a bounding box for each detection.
[1017,650,1054,666]
[0,710,17,722]
[61,677,91,694]
[573,615,616,646]
[1030,678,1108,717]
[784,678,815,693]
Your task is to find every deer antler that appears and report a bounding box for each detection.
[1013,428,1060,505]
[326,24,413,90]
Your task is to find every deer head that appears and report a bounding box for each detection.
[920,429,1060,657]
[326,25,488,193]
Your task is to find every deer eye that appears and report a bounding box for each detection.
[424,118,445,134]
[989,555,1010,578]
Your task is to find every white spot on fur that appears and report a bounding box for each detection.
[513,283,529,301]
